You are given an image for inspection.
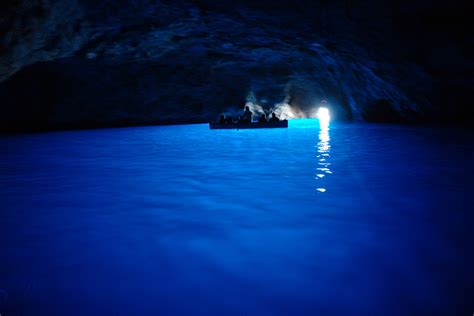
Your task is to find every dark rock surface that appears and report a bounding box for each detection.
[0,0,472,131]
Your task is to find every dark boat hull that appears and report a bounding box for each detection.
[209,120,288,130]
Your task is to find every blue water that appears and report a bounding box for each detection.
[1,120,473,316]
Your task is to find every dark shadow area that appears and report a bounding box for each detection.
[0,0,472,131]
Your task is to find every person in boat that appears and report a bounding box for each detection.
[219,114,226,124]
[269,113,280,122]
[225,115,233,124]
[239,106,253,123]
[258,114,267,123]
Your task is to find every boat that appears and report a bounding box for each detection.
[209,120,288,130]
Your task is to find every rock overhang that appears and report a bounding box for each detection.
[0,0,472,131]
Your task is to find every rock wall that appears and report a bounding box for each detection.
[0,0,472,131]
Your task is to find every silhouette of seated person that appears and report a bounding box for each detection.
[219,114,226,124]
[258,114,267,123]
[239,106,253,123]
[269,113,280,122]
[225,115,233,124]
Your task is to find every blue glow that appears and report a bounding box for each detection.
[0,122,473,315]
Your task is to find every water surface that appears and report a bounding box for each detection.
[1,120,473,315]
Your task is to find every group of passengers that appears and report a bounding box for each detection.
[219,106,280,124]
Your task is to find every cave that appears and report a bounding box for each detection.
[1,0,472,130]
[1,1,473,315]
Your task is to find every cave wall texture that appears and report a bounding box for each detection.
[0,0,472,131]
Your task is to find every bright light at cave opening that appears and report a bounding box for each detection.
[317,107,330,122]
[317,107,330,130]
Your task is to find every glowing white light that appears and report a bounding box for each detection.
[317,107,330,122]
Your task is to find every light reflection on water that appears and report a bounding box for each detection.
[0,121,473,316]
[316,117,331,192]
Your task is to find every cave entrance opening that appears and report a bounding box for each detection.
[317,107,330,122]
[316,107,330,130]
